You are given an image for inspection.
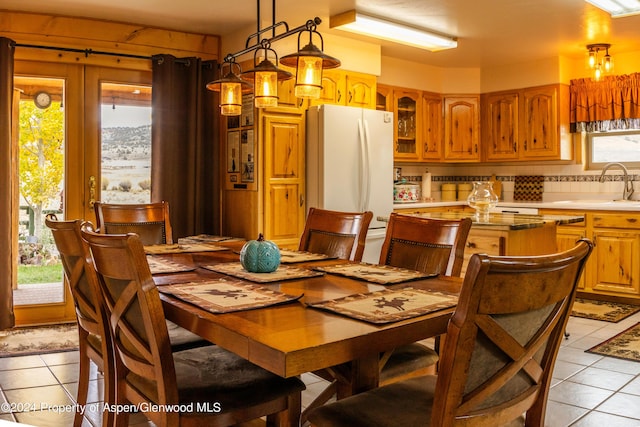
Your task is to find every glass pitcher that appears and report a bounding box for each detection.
[467,181,499,222]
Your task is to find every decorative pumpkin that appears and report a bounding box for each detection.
[240,233,281,273]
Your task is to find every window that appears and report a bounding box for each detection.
[586,130,640,170]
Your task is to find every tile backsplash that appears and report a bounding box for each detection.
[397,163,639,202]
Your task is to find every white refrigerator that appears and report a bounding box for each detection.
[306,104,394,264]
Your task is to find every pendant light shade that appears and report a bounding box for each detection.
[280,26,340,99]
[241,45,292,108]
[206,61,253,116]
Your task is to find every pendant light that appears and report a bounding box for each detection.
[206,60,253,116]
[206,0,340,111]
[586,43,613,82]
[279,19,341,99]
[241,42,292,108]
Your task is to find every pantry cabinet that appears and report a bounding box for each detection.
[222,102,306,249]
[483,84,572,161]
[443,96,480,162]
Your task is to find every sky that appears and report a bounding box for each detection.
[101,105,151,128]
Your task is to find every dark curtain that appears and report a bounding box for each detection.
[570,73,640,132]
[0,37,16,329]
[151,55,220,239]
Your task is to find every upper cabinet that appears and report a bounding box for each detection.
[443,96,481,162]
[393,89,421,161]
[421,91,444,161]
[482,84,572,161]
[309,70,376,109]
[377,84,444,162]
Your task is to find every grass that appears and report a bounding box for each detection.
[17,264,63,284]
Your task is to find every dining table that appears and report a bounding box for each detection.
[150,238,462,397]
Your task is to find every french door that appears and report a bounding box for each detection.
[13,61,151,325]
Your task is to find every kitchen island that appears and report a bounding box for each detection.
[391,210,584,274]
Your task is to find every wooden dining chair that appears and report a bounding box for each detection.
[45,214,115,427]
[380,213,473,277]
[301,213,472,424]
[298,207,374,261]
[308,239,594,427]
[94,200,173,245]
[46,215,212,426]
[80,226,305,427]
[375,214,473,386]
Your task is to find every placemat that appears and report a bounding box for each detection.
[309,287,458,324]
[178,234,244,244]
[144,243,230,254]
[314,263,436,285]
[158,279,303,313]
[279,249,336,263]
[202,262,324,283]
[147,256,196,275]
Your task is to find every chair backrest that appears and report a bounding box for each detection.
[379,213,472,276]
[80,225,181,422]
[431,239,593,427]
[45,214,110,352]
[94,201,173,245]
[298,207,373,261]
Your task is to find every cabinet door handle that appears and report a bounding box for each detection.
[300,194,304,207]
[338,90,342,103]
[467,242,477,248]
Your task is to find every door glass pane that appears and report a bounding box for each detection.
[14,76,65,305]
[100,83,152,204]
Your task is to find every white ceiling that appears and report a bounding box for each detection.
[4,0,640,68]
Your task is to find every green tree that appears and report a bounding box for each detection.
[19,101,64,240]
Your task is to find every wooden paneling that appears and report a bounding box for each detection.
[1,10,220,69]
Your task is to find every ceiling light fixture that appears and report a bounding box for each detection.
[206,0,340,115]
[586,43,613,81]
[585,0,640,17]
[329,10,458,52]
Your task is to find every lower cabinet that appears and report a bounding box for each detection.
[542,209,640,302]
[394,206,558,275]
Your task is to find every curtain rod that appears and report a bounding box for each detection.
[11,42,194,65]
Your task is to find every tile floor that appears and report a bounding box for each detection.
[1,312,640,426]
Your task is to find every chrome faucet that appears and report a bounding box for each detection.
[599,162,635,200]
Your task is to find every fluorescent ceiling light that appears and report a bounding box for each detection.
[585,0,640,17]
[330,10,457,52]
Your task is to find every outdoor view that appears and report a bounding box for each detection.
[15,79,151,306]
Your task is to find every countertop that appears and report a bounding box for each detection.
[393,200,640,211]
[384,211,584,230]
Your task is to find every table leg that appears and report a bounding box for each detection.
[335,354,380,399]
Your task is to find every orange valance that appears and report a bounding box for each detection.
[570,73,640,132]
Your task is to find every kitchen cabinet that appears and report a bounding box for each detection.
[421,91,444,161]
[376,84,393,111]
[276,64,306,109]
[541,208,640,302]
[443,96,480,162]
[483,84,572,161]
[222,103,306,248]
[310,70,376,109]
[377,84,444,162]
[392,89,421,161]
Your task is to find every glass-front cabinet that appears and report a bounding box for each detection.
[392,89,421,161]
